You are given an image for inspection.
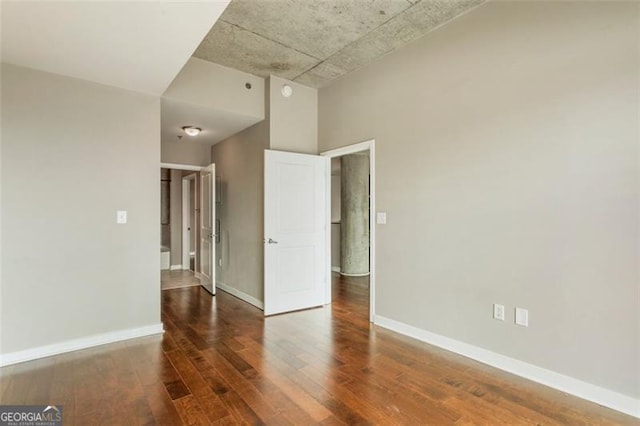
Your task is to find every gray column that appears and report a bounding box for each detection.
[340,153,370,275]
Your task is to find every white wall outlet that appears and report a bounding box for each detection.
[376,212,387,225]
[493,303,505,321]
[515,307,529,327]
[116,210,127,224]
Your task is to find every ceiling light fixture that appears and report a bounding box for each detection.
[281,84,293,98]
[182,126,202,136]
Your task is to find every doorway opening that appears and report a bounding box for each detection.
[182,173,197,272]
[160,162,203,291]
[321,140,376,322]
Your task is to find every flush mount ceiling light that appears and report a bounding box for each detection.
[182,126,201,136]
[281,84,293,98]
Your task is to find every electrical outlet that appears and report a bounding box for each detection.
[116,210,127,224]
[515,308,529,327]
[493,304,505,321]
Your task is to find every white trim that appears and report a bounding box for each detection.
[216,282,264,310]
[321,140,373,158]
[331,266,341,273]
[160,251,170,270]
[160,162,203,172]
[170,264,183,271]
[374,315,640,419]
[0,323,164,367]
[340,272,370,277]
[321,139,376,322]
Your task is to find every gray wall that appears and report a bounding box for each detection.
[186,171,197,255]
[161,139,212,167]
[269,76,318,154]
[331,170,341,270]
[169,169,183,266]
[1,63,161,354]
[318,2,639,399]
[211,121,269,303]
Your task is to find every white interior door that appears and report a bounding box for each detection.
[264,150,328,316]
[200,163,216,295]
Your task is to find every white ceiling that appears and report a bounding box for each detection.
[161,97,263,147]
[1,1,230,95]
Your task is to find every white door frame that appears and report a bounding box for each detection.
[182,173,196,270]
[320,139,376,322]
[199,164,216,294]
[161,162,202,172]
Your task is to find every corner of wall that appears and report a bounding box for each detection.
[268,75,318,154]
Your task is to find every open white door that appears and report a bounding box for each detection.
[264,150,328,316]
[200,163,216,295]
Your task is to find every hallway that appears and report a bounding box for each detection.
[0,275,633,424]
[161,270,200,291]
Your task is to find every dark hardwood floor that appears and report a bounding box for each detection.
[0,274,635,425]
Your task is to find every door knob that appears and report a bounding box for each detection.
[267,238,278,244]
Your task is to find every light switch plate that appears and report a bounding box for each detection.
[493,304,505,321]
[116,210,127,224]
[376,212,387,225]
[515,307,529,327]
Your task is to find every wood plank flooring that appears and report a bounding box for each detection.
[161,270,200,291]
[0,274,636,425]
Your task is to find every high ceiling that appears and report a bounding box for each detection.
[193,0,484,88]
[0,1,230,96]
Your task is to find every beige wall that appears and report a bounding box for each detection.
[161,139,212,167]
[269,75,318,154]
[319,2,639,399]
[211,121,269,303]
[1,64,161,354]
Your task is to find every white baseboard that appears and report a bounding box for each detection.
[216,281,264,310]
[160,252,170,270]
[0,323,164,367]
[331,266,341,272]
[340,271,370,277]
[373,315,639,419]
[170,264,183,271]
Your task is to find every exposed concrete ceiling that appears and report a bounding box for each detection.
[1,1,230,95]
[193,0,484,88]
